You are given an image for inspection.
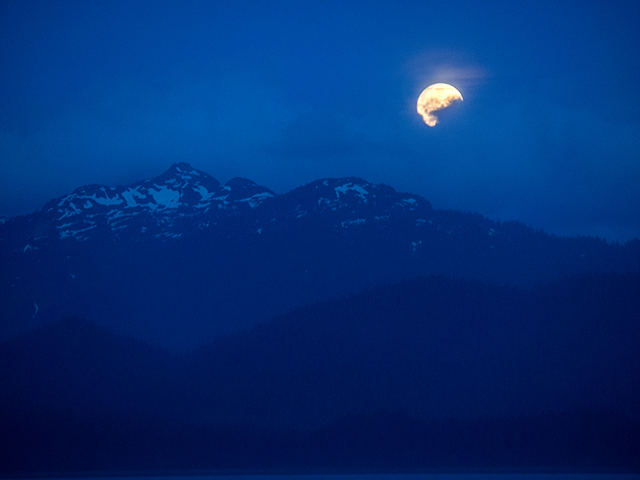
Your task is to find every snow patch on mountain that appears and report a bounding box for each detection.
[341,218,366,228]
[28,162,275,242]
[147,186,180,209]
[335,183,368,201]
[240,191,275,208]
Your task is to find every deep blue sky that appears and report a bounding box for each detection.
[1,0,639,241]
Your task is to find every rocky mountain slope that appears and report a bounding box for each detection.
[1,162,638,348]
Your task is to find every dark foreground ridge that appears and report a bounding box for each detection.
[1,272,639,474]
[2,407,638,475]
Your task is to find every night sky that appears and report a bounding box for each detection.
[1,0,639,242]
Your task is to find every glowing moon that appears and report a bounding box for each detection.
[417,83,463,127]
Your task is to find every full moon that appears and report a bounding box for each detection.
[417,83,463,127]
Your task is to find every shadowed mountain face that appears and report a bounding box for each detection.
[1,272,639,473]
[2,163,638,349]
[177,272,640,429]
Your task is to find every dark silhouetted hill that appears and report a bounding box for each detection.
[180,272,640,428]
[1,272,639,474]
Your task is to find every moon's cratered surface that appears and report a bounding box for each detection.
[417,83,463,127]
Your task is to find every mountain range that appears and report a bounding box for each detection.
[2,162,639,349]
[1,163,639,473]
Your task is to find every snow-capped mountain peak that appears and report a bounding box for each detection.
[35,163,275,241]
[280,177,432,219]
[4,165,440,248]
[2,164,638,351]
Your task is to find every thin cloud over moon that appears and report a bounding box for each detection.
[417,83,463,126]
